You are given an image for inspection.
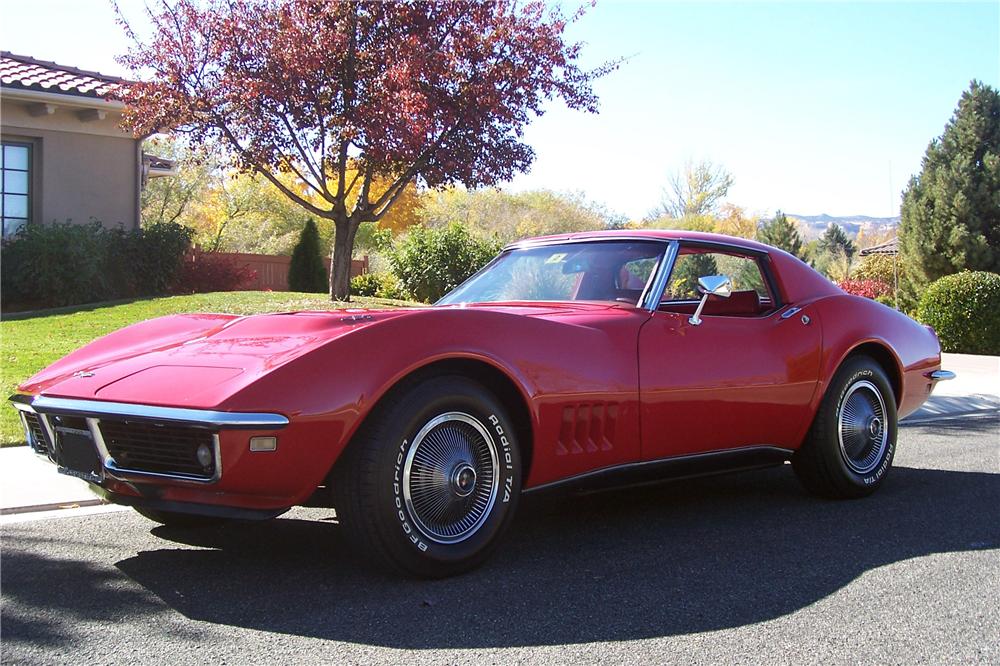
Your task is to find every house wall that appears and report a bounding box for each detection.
[1,97,140,230]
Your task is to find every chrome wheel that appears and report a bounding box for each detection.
[837,380,888,474]
[402,412,500,544]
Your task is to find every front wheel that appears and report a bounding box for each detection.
[793,355,898,498]
[332,376,522,578]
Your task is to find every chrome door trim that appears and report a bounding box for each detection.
[641,241,680,312]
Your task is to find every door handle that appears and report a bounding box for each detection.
[781,306,811,325]
[781,306,802,319]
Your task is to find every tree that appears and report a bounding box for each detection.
[899,80,1000,300]
[756,210,804,258]
[419,187,619,243]
[141,136,216,227]
[117,0,614,299]
[816,223,856,261]
[288,219,328,292]
[715,203,758,240]
[811,223,856,279]
[655,160,734,219]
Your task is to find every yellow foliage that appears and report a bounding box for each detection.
[715,204,759,239]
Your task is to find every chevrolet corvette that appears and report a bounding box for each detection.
[10,230,954,577]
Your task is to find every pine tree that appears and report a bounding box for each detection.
[900,80,1000,300]
[817,223,856,261]
[756,211,804,258]
[288,219,328,293]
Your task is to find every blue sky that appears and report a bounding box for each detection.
[3,1,997,220]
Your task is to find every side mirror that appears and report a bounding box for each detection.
[689,275,733,326]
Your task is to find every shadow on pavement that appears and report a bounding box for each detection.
[3,416,998,649]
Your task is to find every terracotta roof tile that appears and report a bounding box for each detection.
[0,51,127,99]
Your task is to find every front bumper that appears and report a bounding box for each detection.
[10,394,290,499]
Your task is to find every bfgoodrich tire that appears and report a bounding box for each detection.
[793,355,898,499]
[332,375,522,578]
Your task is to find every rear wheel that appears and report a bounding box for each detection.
[793,356,897,498]
[332,375,522,578]
[133,507,229,528]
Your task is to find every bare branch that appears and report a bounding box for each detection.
[276,111,330,199]
[215,120,332,218]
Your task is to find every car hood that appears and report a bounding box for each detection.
[19,301,633,409]
[20,309,413,407]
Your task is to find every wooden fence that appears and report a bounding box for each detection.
[213,252,369,291]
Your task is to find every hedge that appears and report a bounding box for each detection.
[1,221,192,310]
[916,271,1000,355]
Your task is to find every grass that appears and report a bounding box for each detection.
[0,291,419,446]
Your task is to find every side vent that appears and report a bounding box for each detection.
[556,403,617,455]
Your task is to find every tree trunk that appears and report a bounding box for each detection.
[329,218,359,301]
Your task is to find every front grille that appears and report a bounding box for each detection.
[22,412,48,455]
[99,420,217,480]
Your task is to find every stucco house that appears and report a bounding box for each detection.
[0,52,172,238]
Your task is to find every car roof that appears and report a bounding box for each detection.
[508,228,842,303]
[508,229,776,254]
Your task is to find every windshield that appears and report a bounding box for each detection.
[438,240,666,306]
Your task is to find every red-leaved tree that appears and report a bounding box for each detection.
[115,0,614,299]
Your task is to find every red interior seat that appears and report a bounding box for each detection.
[702,289,760,316]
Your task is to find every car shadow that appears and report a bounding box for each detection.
[3,415,997,650]
[114,461,998,648]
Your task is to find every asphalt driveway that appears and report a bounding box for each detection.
[2,415,997,664]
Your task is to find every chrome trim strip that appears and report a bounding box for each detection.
[86,417,111,481]
[523,445,795,494]
[928,370,956,381]
[29,396,288,429]
[642,241,680,312]
[506,235,676,251]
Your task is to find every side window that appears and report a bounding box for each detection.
[660,248,776,316]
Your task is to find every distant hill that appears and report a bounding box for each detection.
[786,213,900,240]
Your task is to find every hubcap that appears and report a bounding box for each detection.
[402,412,500,544]
[838,380,889,474]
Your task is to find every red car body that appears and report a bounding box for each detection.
[11,230,945,520]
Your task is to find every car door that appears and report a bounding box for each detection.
[637,244,822,460]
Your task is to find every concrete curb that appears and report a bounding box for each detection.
[0,498,107,516]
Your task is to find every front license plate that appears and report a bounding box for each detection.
[54,427,103,482]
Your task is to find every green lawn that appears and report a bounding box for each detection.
[1,291,418,446]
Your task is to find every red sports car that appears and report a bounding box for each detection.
[10,230,953,577]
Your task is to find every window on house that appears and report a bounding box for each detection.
[2,142,32,238]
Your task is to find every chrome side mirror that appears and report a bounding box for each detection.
[689,275,733,326]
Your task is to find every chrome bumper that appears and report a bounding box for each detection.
[9,394,288,485]
[927,370,956,381]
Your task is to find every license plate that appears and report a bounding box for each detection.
[54,427,103,482]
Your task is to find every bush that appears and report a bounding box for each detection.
[850,254,897,284]
[351,271,411,300]
[1,221,193,310]
[350,271,382,297]
[288,219,327,292]
[373,274,411,300]
[916,271,1000,354]
[838,279,892,300]
[1,221,109,307]
[169,250,257,295]
[384,223,501,302]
